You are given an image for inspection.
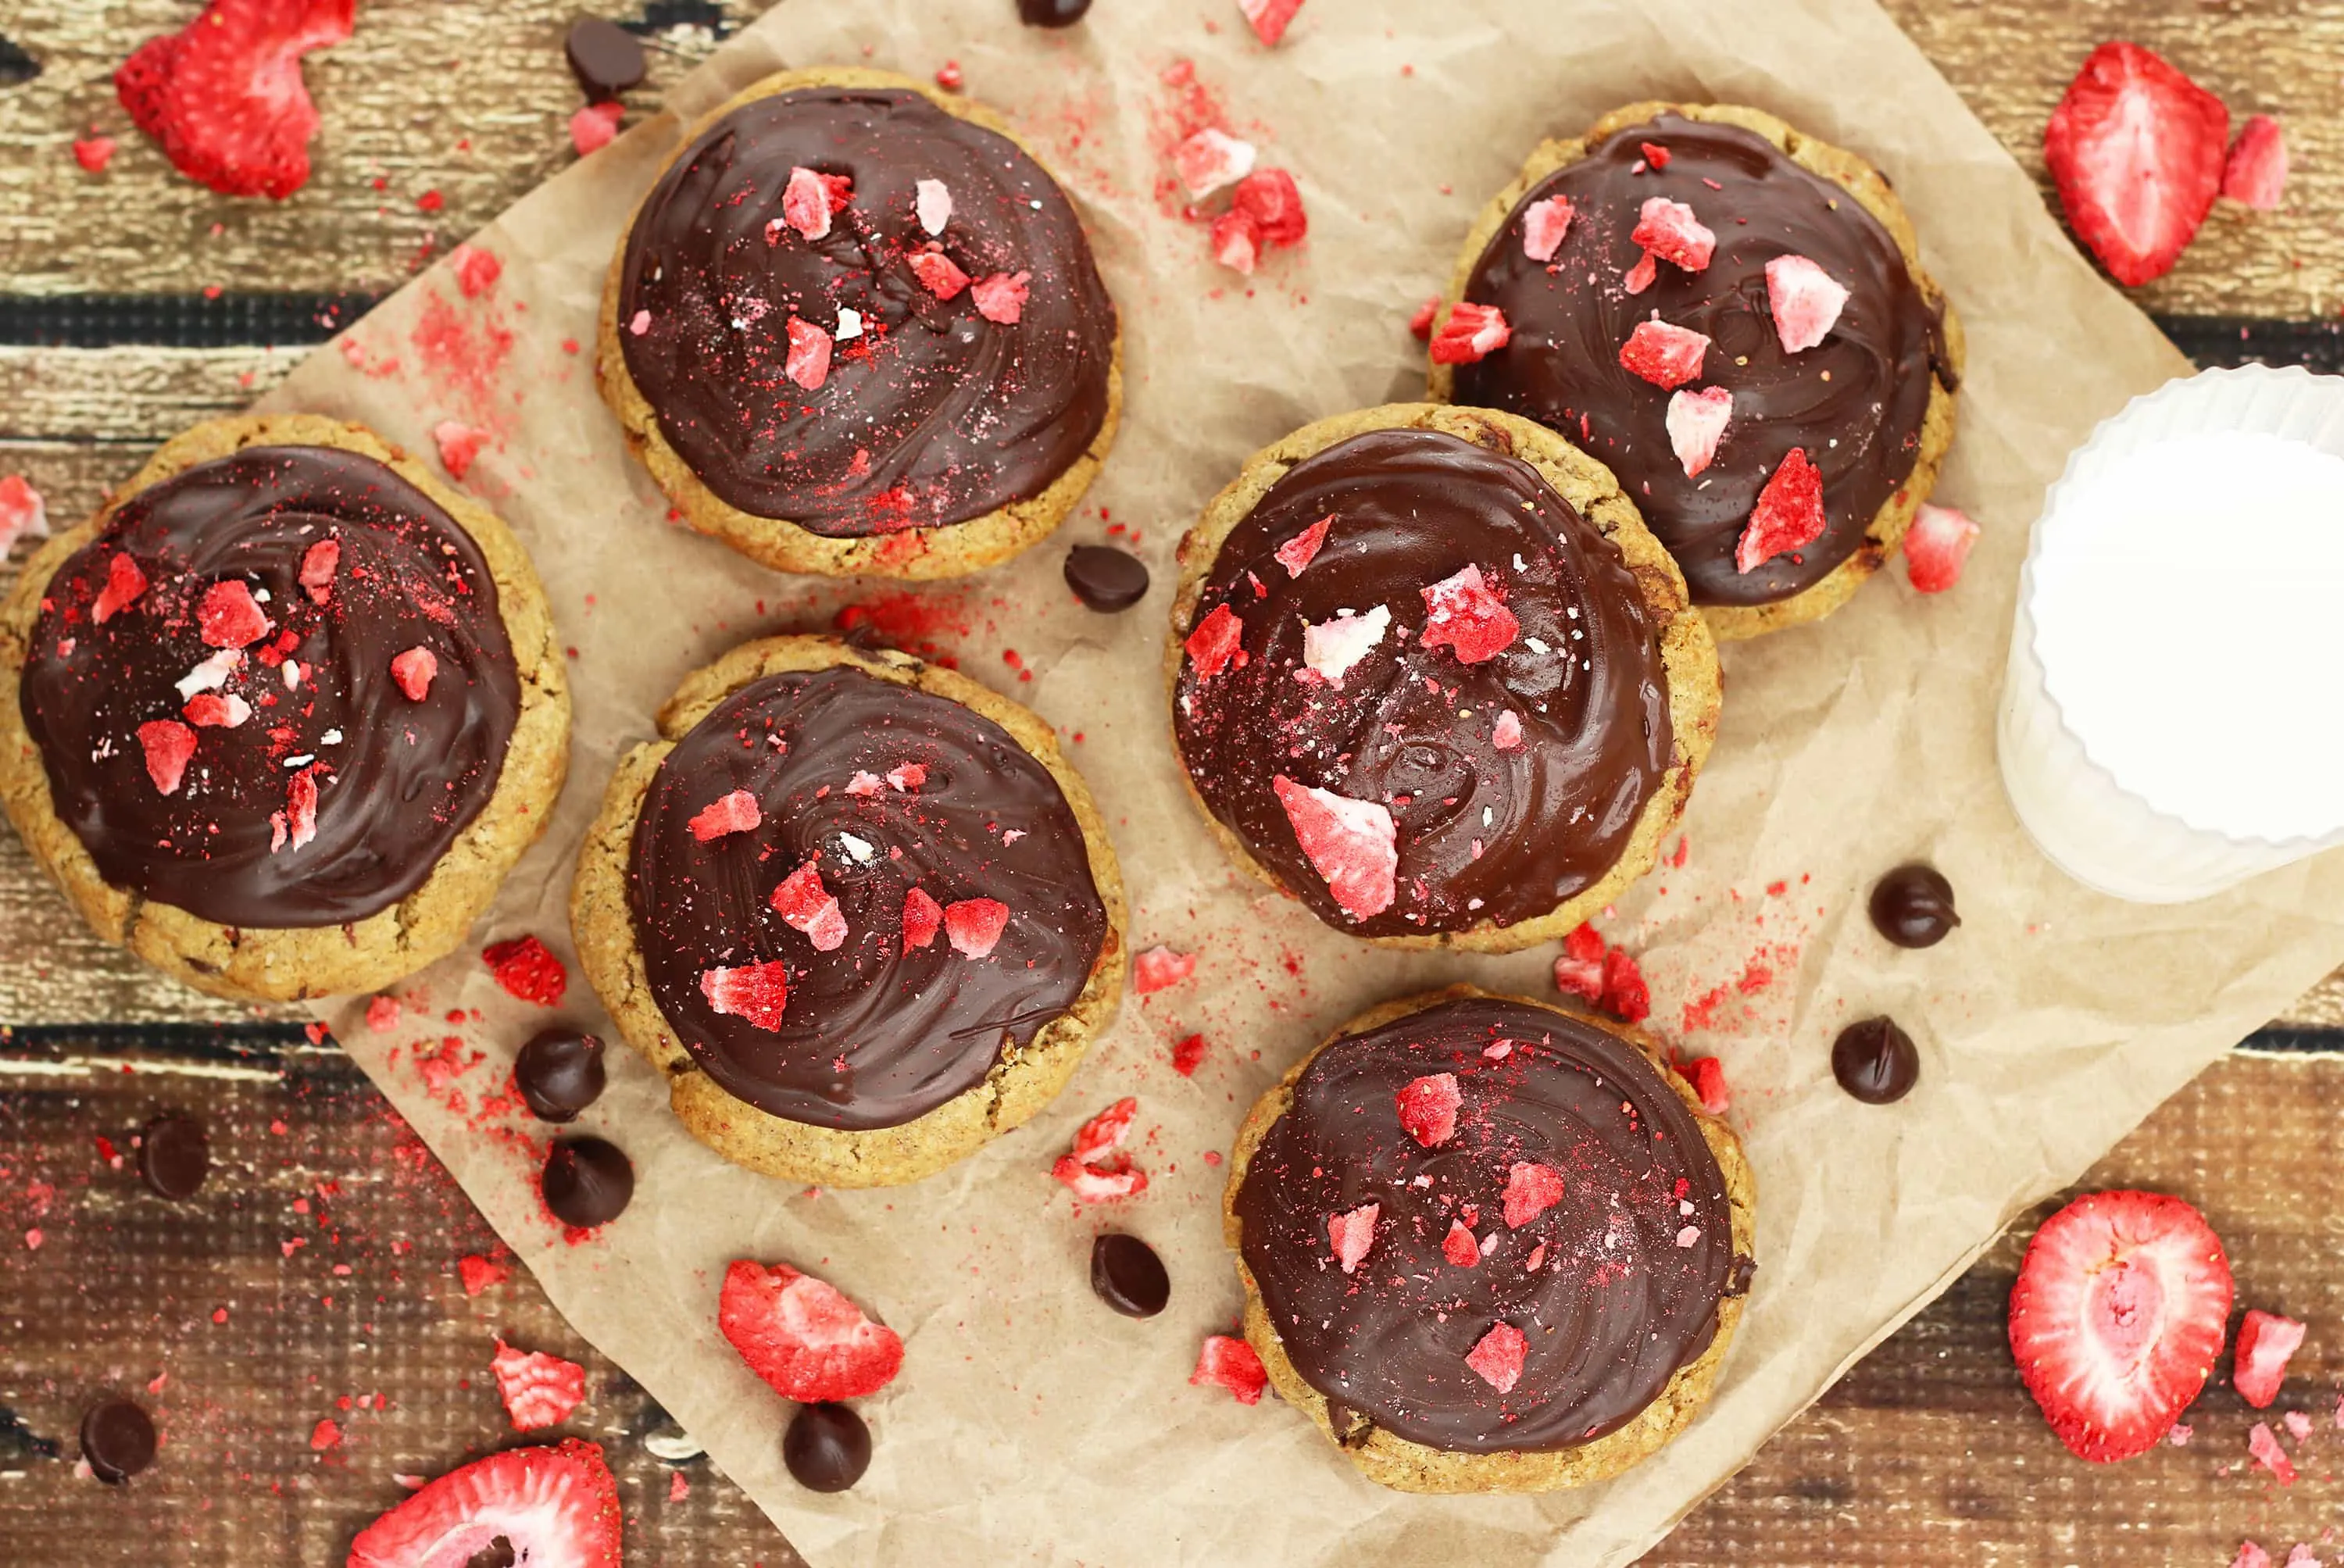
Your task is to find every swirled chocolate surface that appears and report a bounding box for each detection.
[1172,427,1672,937]
[20,446,519,928]
[616,84,1117,536]
[626,664,1108,1130]
[1451,115,1946,607]
[1234,996,1741,1453]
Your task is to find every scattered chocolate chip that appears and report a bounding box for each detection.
[1727,1255,1759,1297]
[138,1115,209,1201]
[564,16,646,102]
[1064,545,1149,613]
[514,1029,608,1123]
[1324,1398,1373,1448]
[0,34,38,88]
[1088,1232,1170,1318]
[784,1402,871,1492]
[78,1398,156,1484]
[465,1541,517,1568]
[542,1136,634,1227]
[1018,0,1093,25]
[1868,863,1960,948]
[1831,1016,1920,1105]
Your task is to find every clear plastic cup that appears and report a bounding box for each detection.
[1999,365,2344,902]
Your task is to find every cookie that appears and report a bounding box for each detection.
[570,635,1126,1186]
[1223,986,1757,1493]
[1166,403,1718,954]
[597,66,1124,580]
[0,415,570,1002]
[1427,104,1964,640]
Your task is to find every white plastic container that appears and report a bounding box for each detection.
[1999,365,2344,902]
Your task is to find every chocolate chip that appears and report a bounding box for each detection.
[1727,1255,1759,1297]
[1088,1232,1170,1317]
[514,1029,607,1123]
[1064,545,1149,613]
[565,16,645,102]
[1868,863,1959,948]
[1018,0,1094,24]
[542,1136,633,1227]
[0,34,40,88]
[138,1115,209,1201]
[783,1402,871,1492]
[1831,1016,1920,1105]
[78,1398,156,1484]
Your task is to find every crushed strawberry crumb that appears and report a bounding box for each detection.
[1133,945,1197,995]
[456,1253,508,1296]
[687,789,762,842]
[1465,1321,1527,1394]
[1905,503,1980,594]
[73,136,116,173]
[1395,1073,1462,1148]
[390,646,438,701]
[1736,448,1827,573]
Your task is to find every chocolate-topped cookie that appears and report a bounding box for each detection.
[0,415,570,1002]
[1224,987,1756,1493]
[1430,104,1963,640]
[599,66,1122,580]
[1168,404,1718,952]
[571,636,1126,1186]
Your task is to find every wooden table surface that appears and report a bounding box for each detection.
[4,2,2342,1563]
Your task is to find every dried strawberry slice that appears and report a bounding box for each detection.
[1623,252,1660,296]
[1395,1073,1461,1148]
[1232,169,1308,247]
[1684,1055,1729,1115]
[1327,1202,1378,1273]
[701,961,790,1029]
[972,271,1031,325]
[943,898,1009,959]
[0,474,46,555]
[390,646,438,702]
[2222,115,2287,210]
[1619,318,1711,390]
[1270,775,1396,920]
[784,317,833,391]
[196,578,272,648]
[1666,386,1733,478]
[115,0,355,201]
[1237,0,1305,48]
[1735,448,1826,573]
[1502,1162,1564,1227]
[91,552,148,624]
[1765,255,1852,353]
[2044,41,2229,288]
[1428,302,1511,366]
[719,1259,904,1402]
[1905,503,1981,594]
[1183,602,1248,680]
[1191,1334,1267,1403]
[770,860,849,952]
[347,1440,621,1568]
[781,166,839,241]
[1442,1219,1481,1268]
[1520,195,1574,263]
[137,720,197,795]
[908,249,971,300]
[298,538,338,603]
[901,886,944,952]
[1465,1321,1527,1394]
[1173,127,1256,198]
[1420,563,1519,664]
[490,1341,587,1433]
[1210,209,1261,276]
[1132,945,1196,995]
[1274,515,1331,577]
[1631,196,1716,272]
[687,789,762,842]
[484,935,566,1006]
[2233,1309,2306,1409]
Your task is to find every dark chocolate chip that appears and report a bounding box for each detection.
[783,1402,871,1492]
[1832,1016,1920,1105]
[542,1136,634,1227]
[0,35,39,88]
[1088,1232,1170,1318]
[565,16,646,102]
[514,1029,608,1123]
[1018,0,1093,24]
[1726,1255,1759,1297]
[78,1398,156,1484]
[466,1541,517,1568]
[1064,545,1149,613]
[138,1115,209,1201]
[1868,863,1960,949]
[1324,1398,1374,1448]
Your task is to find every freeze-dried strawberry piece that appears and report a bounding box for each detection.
[915,177,952,235]
[570,101,623,156]
[1301,605,1389,686]
[1053,1155,1149,1202]
[2249,1420,2296,1484]
[1170,1033,1207,1076]
[1191,1334,1267,1403]
[1184,602,1247,680]
[1420,563,1518,664]
[945,898,1010,959]
[1521,195,1574,263]
[1443,1219,1480,1268]
[886,762,927,792]
[1274,515,1331,577]
[1641,141,1672,170]
[1395,1073,1461,1148]
[1685,1056,1729,1115]
[1619,318,1710,390]
[1503,1162,1564,1227]
[1133,945,1196,995]
[701,961,790,1029]
[1233,169,1307,247]
[491,1341,587,1433]
[390,646,438,701]
[115,0,354,200]
[1069,1096,1137,1163]
[1623,252,1660,296]
[909,249,972,300]
[770,860,849,952]
[972,271,1031,326]
[845,770,884,798]
[0,474,47,555]
[183,692,251,728]
[1735,448,1826,573]
[1237,0,1304,47]
[1492,709,1523,751]
[1554,923,1606,1003]
[2044,41,2229,288]
[1408,296,1440,341]
[782,166,841,241]
[688,789,761,841]
[1327,1202,1379,1273]
[484,935,566,1006]
[2222,115,2287,210]
[286,766,320,851]
[1631,196,1716,272]
[1271,775,1396,921]
[433,420,487,480]
[1466,1321,1527,1394]
[785,317,833,391]
[197,578,272,648]
[901,887,943,952]
[73,136,116,173]
[1210,209,1261,276]
[1765,254,1851,354]
[298,538,338,603]
[456,1253,507,1296]
[91,552,148,623]
[138,720,198,795]
[1906,502,1981,594]
[1428,302,1511,366]
[1600,948,1650,1023]
[720,1259,903,1402]
[450,244,501,298]
[1667,386,1733,478]
[1174,127,1256,198]
[2231,1546,2273,1568]
[2233,1309,2306,1409]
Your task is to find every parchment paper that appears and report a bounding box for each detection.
[254,1,2344,1562]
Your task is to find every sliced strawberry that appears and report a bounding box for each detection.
[2044,41,2230,287]
[1521,195,1574,263]
[2249,1420,2296,1484]
[1327,1202,1378,1273]
[116,0,353,201]
[1666,386,1733,478]
[1270,775,1397,920]
[782,166,838,241]
[908,249,972,301]
[1765,255,1850,353]
[457,1254,509,1297]
[915,177,953,235]
[1174,127,1256,198]
[1395,1072,1461,1148]
[770,860,848,952]
[1191,1334,1267,1403]
[0,474,48,555]
[137,720,197,795]
[2221,115,2287,210]
[197,578,272,648]
[701,961,790,1029]
[347,1439,621,1568]
[972,271,1031,326]
[2008,1188,2234,1463]
[1068,1097,1137,1163]
[1735,448,1826,573]
[390,646,438,702]
[1184,602,1248,680]
[687,789,762,842]
[1052,1154,1148,1202]
[297,538,338,603]
[1133,945,1196,995]
[1428,302,1511,366]
[1232,169,1308,247]
[484,935,566,1006]
[1492,709,1523,751]
[1211,210,1260,275]
[1906,502,1981,594]
[1623,252,1660,296]
[1631,196,1716,272]
[1503,1163,1564,1228]
[1619,318,1710,390]
[1465,1321,1527,1394]
[901,887,944,952]
[433,420,487,480]
[1274,515,1331,577]
[944,898,1009,958]
[92,552,148,623]
[1420,563,1519,664]
[719,1259,904,1402]
[1599,947,1650,1023]
[2232,1309,2306,1409]
[1684,1055,1729,1115]
[1554,923,1607,1003]
[1442,1219,1481,1268]
[491,1341,588,1432]
[1300,605,1389,687]
[784,317,833,392]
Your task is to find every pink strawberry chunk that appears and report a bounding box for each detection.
[1271,775,1396,920]
[1465,1321,1528,1394]
[719,1259,904,1402]
[1327,1202,1378,1273]
[915,177,952,235]
[972,271,1031,325]
[490,1341,587,1432]
[785,317,833,391]
[1736,448,1827,573]
[1053,1156,1148,1202]
[2231,1547,2273,1568]
[1395,1073,1462,1148]
[1503,1162,1564,1227]
[782,166,838,241]
[1631,196,1716,272]
[137,720,198,795]
[1600,948,1651,1023]
[901,887,944,952]
[688,789,762,842]
[570,101,623,156]
[887,762,927,792]
[770,860,848,952]
[1906,502,1981,594]
[1667,386,1733,478]
[1555,923,1608,1002]
[1766,254,1852,353]
[92,552,148,623]
[2233,1309,2306,1409]
[1237,0,1304,48]
[286,768,320,851]
[1685,1056,1729,1114]
[433,420,487,480]
[1234,169,1307,247]
[1274,515,1331,577]
[2249,1420,2297,1484]
[1419,563,1518,664]
[1492,709,1523,751]
[944,898,1010,958]
[1211,210,1261,276]
[1174,127,1255,198]
[298,538,338,603]
[1520,195,1574,263]
[197,578,272,648]
[390,646,438,701]
[1623,252,1660,296]
[701,961,791,1030]
[1133,945,1197,995]
[0,474,42,554]
[1619,318,1711,390]
[1442,1219,1481,1268]
[1184,602,1247,680]
[2223,116,2288,210]
[1429,302,1511,366]
[909,249,971,300]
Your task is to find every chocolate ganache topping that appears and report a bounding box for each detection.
[21,446,520,928]
[616,84,1117,536]
[1234,996,1739,1453]
[627,664,1108,1130]
[1173,427,1671,937]
[1451,115,1946,608]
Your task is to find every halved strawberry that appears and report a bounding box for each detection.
[1232,169,1308,248]
[1764,255,1850,353]
[491,1341,588,1433]
[1666,386,1733,478]
[718,1259,904,1403]
[1520,195,1574,263]
[347,1438,621,1568]
[700,960,791,1029]
[1428,302,1511,366]
[2248,1420,2296,1484]
[1735,448,1826,573]
[1132,945,1196,995]
[1419,564,1519,664]
[1465,1321,1526,1394]
[2007,1189,2234,1463]
[115,0,355,202]
[1327,1202,1378,1273]
[1906,502,1981,594]
[1270,775,1397,920]
[1395,1073,1461,1147]
[2232,1309,2306,1409]
[1191,1334,1267,1402]
[1618,318,1710,390]
[2221,115,2287,210]
[688,789,762,842]
[2044,41,2230,288]
[1631,196,1715,273]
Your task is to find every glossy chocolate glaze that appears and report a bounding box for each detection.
[616,84,1117,536]
[1234,997,1738,1453]
[21,447,520,929]
[1173,427,1672,936]
[1452,116,1946,607]
[626,665,1107,1131]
